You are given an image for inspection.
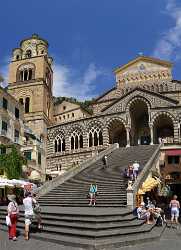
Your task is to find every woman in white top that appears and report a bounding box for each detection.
[23,192,34,240]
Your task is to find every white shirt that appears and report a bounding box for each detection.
[23,197,33,216]
[133,162,140,171]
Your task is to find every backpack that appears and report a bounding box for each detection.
[33,202,41,213]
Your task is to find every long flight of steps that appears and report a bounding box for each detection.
[38,145,159,207]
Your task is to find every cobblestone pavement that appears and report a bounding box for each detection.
[119,228,181,250]
[0,230,83,250]
[0,228,180,250]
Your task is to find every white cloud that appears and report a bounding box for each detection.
[0,55,106,99]
[53,63,106,100]
[153,0,181,60]
[0,56,10,88]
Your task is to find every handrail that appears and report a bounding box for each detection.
[37,143,119,197]
[127,144,162,208]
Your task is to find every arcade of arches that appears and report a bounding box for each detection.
[52,99,176,153]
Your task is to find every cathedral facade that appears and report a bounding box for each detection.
[6,35,181,177]
[47,55,181,175]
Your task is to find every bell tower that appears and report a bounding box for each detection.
[8,34,53,138]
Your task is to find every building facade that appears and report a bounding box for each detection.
[0,86,24,147]
[47,56,181,175]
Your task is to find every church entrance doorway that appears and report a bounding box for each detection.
[129,99,150,146]
[153,114,174,144]
[108,120,126,147]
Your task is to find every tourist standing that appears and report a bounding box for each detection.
[89,183,97,206]
[32,193,42,230]
[133,161,140,180]
[169,195,180,227]
[7,194,19,241]
[23,192,34,240]
[128,165,133,180]
[102,155,108,168]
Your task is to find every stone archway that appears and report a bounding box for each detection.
[129,99,150,145]
[153,114,174,144]
[108,119,127,147]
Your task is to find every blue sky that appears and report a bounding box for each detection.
[0,0,181,100]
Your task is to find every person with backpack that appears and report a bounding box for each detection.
[89,183,97,206]
[32,193,42,230]
[7,194,19,241]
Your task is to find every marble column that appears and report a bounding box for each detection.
[126,127,130,147]
[150,125,154,145]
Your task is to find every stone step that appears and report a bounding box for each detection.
[0,218,154,238]
[0,224,164,249]
[0,216,143,230]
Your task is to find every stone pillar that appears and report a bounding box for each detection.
[149,124,154,145]
[103,127,109,146]
[174,122,179,143]
[126,127,130,147]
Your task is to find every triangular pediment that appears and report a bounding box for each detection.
[114,56,172,74]
[101,87,178,115]
[114,56,173,84]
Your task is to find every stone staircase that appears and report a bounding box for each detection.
[0,207,164,249]
[0,145,164,249]
[38,145,159,207]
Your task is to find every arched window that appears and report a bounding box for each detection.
[89,133,93,147]
[88,127,103,147]
[80,135,83,148]
[55,140,58,152]
[24,70,28,81]
[16,55,20,60]
[71,137,74,150]
[58,138,61,152]
[62,138,65,151]
[94,132,98,146]
[54,135,66,153]
[17,63,35,82]
[25,50,32,58]
[75,135,79,149]
[70,130,84,150]
[29,69,32,80]
[99,131,103,145]
[25,97,30,113]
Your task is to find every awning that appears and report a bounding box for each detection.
[138,177,161,193]
[165,149,181,156]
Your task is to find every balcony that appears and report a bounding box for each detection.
[0,129,7,137]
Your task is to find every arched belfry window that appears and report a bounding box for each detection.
[88,126,103,147]
[17,63,35,82]
[25,97,30,113]
[54,134,66,153]
[25,50,32,58]
[70,130,84,150]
